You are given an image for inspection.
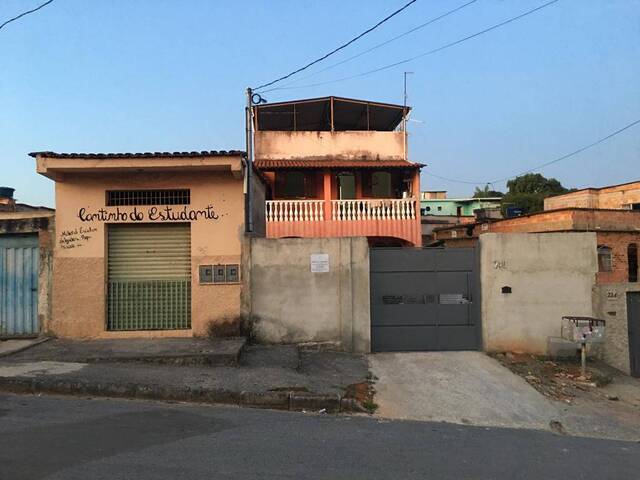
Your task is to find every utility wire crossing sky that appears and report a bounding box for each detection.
[0,0,54,31]
[260,0,560,92]
[253,0,418,90]
[1,0,638,206]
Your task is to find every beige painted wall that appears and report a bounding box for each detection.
[245,237,370,353]
[480,233,597,354]
[255,131,405,160]
[51,171,245,338]
[592,283,640,374]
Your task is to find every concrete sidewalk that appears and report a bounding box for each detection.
[2,338,245,366]
[0,338,50,358]
[0,344,369,413]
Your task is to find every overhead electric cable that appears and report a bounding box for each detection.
[487,117,640,184]
[0,0,54,31]
[252,0,418,91]
[267,0,560,92]
[424,117,640,185]
[260,0,478,93]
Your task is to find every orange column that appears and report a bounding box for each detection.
[412,170,422,246]
[323,169,332,221]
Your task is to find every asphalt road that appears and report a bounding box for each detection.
[1,393,638,480]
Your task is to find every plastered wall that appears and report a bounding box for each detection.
[480,233,597,354]
[244,237,371,352]
[592,283,639,374]
[51,171,245,338]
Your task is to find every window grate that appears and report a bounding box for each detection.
[597,245,613,272]
[106,189,190,206]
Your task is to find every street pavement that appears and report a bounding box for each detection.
[1,393,638,480]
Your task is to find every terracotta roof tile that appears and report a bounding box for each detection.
[254,158,423,169]
[29,150,244,159]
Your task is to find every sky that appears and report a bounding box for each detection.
[1,0,639,207]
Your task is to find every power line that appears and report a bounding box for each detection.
[424,117,640,186]
[252,0,418,91]
[0,0,54,31]
[487,117,640,184]
[424,171,484,185]
[261,0,478,93]
[268,0,560,92]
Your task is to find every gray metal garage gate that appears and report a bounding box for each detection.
[370,247,480,352]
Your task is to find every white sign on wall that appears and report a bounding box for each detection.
[310,253,330,273]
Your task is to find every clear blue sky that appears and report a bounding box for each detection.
[2,0,639,207]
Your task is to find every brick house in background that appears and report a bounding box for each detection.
[544,180,640,210]
[253,96,423,247]
[434,208,639,284]
[419,190,501,245]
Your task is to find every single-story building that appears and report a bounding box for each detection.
[31,150,265,339]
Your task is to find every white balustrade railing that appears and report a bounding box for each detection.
[266,198,417,222]
[332,198,416,221]
[266,200,325,222]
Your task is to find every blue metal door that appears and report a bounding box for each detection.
[0,234,39,337]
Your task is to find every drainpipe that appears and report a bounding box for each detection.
[245,87,254,234]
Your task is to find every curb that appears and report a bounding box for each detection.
[0,376,365,413]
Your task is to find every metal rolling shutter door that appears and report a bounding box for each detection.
[107,223,191,330]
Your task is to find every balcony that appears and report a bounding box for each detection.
[265,198,421,246]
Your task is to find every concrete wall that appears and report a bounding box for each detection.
[480,233,597,354]
[593,283,640,374]
[255,130,405,161]
[0,214,55,335]
[244,237,370,353]
[51,171,245,338]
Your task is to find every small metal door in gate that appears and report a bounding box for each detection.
[0,234,39,337]
[370,247,480,352]
[628,292,640,377]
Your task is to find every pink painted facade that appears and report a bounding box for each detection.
[254,96,423,247]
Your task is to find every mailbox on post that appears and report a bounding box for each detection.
[561,316,606,377]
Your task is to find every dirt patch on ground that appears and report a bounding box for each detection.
[345,375,378,413]
[492,353,616,404]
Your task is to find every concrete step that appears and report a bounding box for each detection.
[0,337,246,367]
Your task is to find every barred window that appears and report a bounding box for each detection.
[629,243,638,282]
[597,245,612,272]
[106,189,190,206]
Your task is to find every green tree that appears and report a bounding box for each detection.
[473,185,504,198]
[502,173,570,214]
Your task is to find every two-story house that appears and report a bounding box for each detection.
[253,96,423,247]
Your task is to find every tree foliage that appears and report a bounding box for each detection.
[502,173,570,214]
[473,185,504,198]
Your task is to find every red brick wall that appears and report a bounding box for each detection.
[488,210,574,233]
[596,232,640,284]
[545,182,640,210]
